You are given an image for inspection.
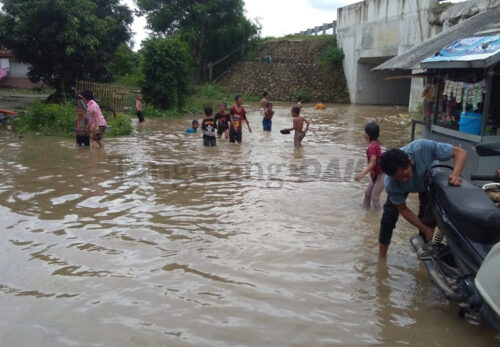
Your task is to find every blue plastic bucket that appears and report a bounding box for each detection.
[459,112,482,135]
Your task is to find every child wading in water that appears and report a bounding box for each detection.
[229,95,251,143]
[260,91,268,116]
[355,122,384,209]
[285,106,309,148]
[136,94,145,123]
[201,106,217,146]
[74,106,90,146]
[263,102,274,131]
[214,102,229,139]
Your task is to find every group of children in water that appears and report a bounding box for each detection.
[186,93,310,148]
[74,89,382,209]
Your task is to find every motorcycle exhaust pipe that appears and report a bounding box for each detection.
[410,234,463,302]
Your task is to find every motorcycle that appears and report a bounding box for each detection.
[410,142,500,330]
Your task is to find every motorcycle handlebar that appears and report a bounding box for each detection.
[470,171,500,182]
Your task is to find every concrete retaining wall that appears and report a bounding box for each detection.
[337,0,440,105]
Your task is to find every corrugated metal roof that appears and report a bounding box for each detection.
[373,7,500,71]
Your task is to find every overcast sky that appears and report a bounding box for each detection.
[123,0,465,50]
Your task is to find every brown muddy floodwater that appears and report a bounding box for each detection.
[0,104,498,346]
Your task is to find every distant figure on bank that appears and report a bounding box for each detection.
[81,90,107,149]
[297,97,304,111]
[263,102,274,131]
[201,106,217,147]
[74,106,90,147]
[285,106,309,148]
[260,91,268,116]
[215,102,230,139]
[186,119,199,133]
[355,122,384,209]
[229,95,252,143]
[136,94,145,123]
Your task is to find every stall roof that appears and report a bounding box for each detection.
[421,35,500,69]
[373,7,500,71]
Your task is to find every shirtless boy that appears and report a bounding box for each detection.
[260,91,268,116]
[286,106,310,148]
[263,102,274,131]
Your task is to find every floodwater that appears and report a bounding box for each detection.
[0,104,498,346]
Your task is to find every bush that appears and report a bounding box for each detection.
[325,45,345,64]
[141,38,192,110]
[108,113,133,136]
[11,100,75,136]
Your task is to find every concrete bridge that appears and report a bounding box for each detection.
[336,0,499,107]
[337,0,441,106]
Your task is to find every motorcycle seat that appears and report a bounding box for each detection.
[431,171,500,243]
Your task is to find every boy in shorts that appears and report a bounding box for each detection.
[229,95,251,143]
[285,106,309,148]
[74,106,90,146]
[136,94,145,123]
[201,107,217,146]
[214,102,229,139]
[263,102,274,131]
[260,91,268,116]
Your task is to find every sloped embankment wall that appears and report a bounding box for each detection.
[217,39,350,103]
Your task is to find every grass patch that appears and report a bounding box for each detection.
[0,85,55,95]
[11,100,133,137]
[108,113,133,136]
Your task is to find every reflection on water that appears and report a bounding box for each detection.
[0,104,498,346]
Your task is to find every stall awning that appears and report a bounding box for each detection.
[421,35,500,69]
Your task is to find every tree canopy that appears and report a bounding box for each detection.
[141,38,192,110]
[136,0,259,81]
[0,0,133,100]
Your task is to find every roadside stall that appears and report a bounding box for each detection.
[417,35,500,179]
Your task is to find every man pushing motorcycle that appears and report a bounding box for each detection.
[378,139,468,258]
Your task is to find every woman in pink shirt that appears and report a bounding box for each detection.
[81,90,107,148]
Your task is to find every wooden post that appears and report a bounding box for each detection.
[481,67,493,137]
[432,76,442,125]
[208,62,213,82]
[322,24,326,35]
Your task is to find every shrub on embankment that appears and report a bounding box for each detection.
[217,36,350,103]
[11,100,133,137]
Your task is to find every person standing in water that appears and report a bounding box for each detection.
[229,95,251,143]
[285,106,309,148]
[81,90,107,149]
[263,102,274,131]
[201,106,217,146]
[136,94,145,123]
[214,102,230,139]
[260,91,268,116]
[355,122,384,209]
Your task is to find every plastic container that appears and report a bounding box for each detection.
[459,112,483,135]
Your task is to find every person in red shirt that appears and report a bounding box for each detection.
[229,95,252,143]
[355,122,384,209]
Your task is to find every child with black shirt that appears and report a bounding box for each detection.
[201,106,217,146]
[214,102,229,139]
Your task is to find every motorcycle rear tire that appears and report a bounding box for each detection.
[480,302,500,332]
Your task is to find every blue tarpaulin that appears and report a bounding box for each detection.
[421,35,500,68]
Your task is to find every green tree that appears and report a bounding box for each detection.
[136,0,258,81]
[141,38,192,109]
[0,0,132,101]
